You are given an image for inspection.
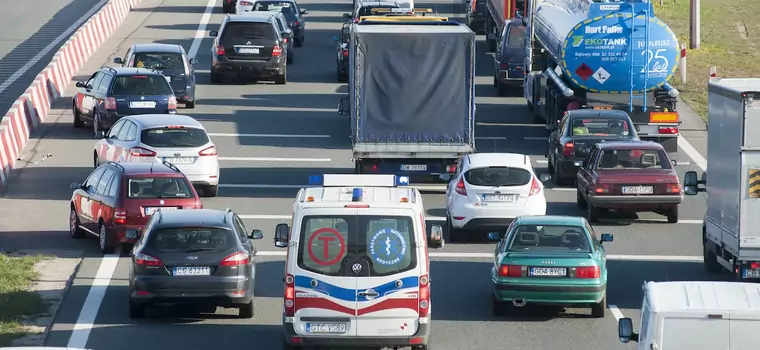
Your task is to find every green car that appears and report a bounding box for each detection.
[489,215,613,318]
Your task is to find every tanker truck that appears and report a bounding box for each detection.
[523,0,682,154]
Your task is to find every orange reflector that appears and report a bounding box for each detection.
[306,196,314,202]
[593,105,613,110]
[650,112,679,123]
[400,197,409,202]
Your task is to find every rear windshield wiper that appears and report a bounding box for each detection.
[184,248,216,252]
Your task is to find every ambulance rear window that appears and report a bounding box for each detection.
[296,215,417,277]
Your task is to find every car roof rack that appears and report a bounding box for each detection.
[107,161,125,172]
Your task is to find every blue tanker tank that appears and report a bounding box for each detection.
[532,0,679,93]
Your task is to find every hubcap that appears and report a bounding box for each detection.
[99,226,106,249]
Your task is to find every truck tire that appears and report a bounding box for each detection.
[703,233,722,274]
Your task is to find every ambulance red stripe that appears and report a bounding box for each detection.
[295,295,419,316]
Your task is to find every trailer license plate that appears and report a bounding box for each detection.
[530,267,567,276]
[743,269,760,278]
[306,323,347,334]
[401,164,427,171]
[622,186,653,195]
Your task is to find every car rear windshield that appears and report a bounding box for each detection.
[297,215,417,277]
[147,227,236,253]
[508,225,592,253]
[221,22,276,43]
[464,167,532,187]
[133,53,185,71]
[140,127,209,148]
[127,177,193,199]
[570,117,633,137]
[254,1,295,13]
[358,5,397,17]
[597,149,671,170]
[111,75,173,95]
[507,26,526,48]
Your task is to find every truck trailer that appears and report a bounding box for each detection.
[337,21,476,182]
[523,0,682,154]
[684,78,760,281]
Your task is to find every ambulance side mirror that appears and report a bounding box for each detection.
[274,223,290,248]
[428,225,444,249]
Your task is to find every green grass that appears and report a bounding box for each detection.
[655,0,760,120]
[0,254,50,346]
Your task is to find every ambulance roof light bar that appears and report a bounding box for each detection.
[308,174,409,187]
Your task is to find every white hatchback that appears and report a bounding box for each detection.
[442,153,548,242]
[93,114,220,197]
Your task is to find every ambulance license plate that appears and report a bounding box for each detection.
[306,323,346,334]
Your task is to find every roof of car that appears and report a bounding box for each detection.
[467,153,531,168]
[103,67,163,75]
[567,109,631,119]
[154,209,231,227]
[358,1,399,7]
[514,215,584,226]
[126,114,204,129]
[226,13,275,22]
[595,141,664,150]
[105,162,182,175]
[131,43,183,53]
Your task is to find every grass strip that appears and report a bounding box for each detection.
[0,254,49,346]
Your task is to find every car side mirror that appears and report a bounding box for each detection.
[301,9,308,14]
[439,174,452,182]
[85,185,96,193]
[274,223,290,248]
[95,131,106,139]
[343,13,351,18]
[618,317,639,343]
[189,58,198,65]
[113,57,123,65]
[683,170,704,196]
[634,125,641,132]
[487,232,501,241]
[70,182,83,190]
[75,81,86,88]
[249,229,264,240]
[337,96,349,116]
[539,173,552,182]
[428,225,443,248]
[600,233,613,243]
[671,159,677,167]
[333,35,340,41]
[209,30,218,37]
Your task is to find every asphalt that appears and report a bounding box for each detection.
[0,0,108,120]
[0,0,720,348]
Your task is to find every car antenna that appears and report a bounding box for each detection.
[150,161,154,173]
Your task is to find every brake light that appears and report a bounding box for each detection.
[342,49,349,57]
[166,125,183,129]
[221,252,250,266]
[294,20,299,26]
[562,141,575,157]
[284,274,295,317]
[216,45,225,55]
[658,126,678,134]
[455,178,466,195]
[667,183,681,193]
[135,253,162,267]
[446,164,456,173]
[199,146,218,156]
[499,63,507,69]
[594,184,610,194]
[168,96,177,110]
[344,204,370,208]
[418,275,430,317]
[528,176,541,196]
[574,266,600,279]
[104,97,116,110]
[630,150,643,158]
[131,75,148,78]
[130,147,156,157]
[498,264,525,277]
[114,210,127,225]
[272,45,283,57]
[751,262,760,270]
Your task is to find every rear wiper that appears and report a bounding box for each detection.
[184,248,215,252]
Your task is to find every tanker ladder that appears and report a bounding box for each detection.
[628,4,651,112]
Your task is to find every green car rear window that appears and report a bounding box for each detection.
[508,225,592,253]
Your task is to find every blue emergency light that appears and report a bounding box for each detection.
[308,174,410,187]
[352,188,363,201]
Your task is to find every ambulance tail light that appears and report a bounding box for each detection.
[418,275,430,317]
[284,274,295,317]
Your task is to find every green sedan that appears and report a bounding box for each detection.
[489,215,613,318]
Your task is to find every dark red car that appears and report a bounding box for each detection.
[575,141,683,223]
[69,161,203,254]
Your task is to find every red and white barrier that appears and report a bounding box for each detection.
[0,0,142,190]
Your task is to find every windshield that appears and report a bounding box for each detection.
[508,225,592,253]
[570,117,633,138]
[127,177,193,198]
[140,127,210,148]
[111,75,173,95]
[464,167,532,187]
[597,149,672,170]
[221,22,276,41]
[297,215,417,277]
[133,53,185,71]
[148,227,236,253]
[507,26,526,48]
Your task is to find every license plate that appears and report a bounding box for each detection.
[400,164,427,171]
[129,101,156,108]
[164,157,194,164]
[306,323,347,334]
[173,266,211,276]
[530,267,567,276]
[743,269,760,278]
[237,47,259,54]
[483,194,515,202]
[622,186,654,195]
[144,207,179,215]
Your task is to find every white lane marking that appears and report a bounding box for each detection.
[255,250,703,261]
[218,157,332,162]
[187,0,216,59]
[524,137,547,140]
[240,214,447,221]
[0,0,110,94]
[208,133,331,138]
[476,137,506,140]
[66,247,122,348]
[678,135,707,171]
[609,304,625,321]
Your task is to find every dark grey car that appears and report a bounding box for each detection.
[493,19,526,96]
[128,209,264,318]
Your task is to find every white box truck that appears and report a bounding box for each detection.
[618,281,760,350]
[683,78,760,280]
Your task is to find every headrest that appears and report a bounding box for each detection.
[517,231,539,245]
[561,231,582,244]
[640,154,656,167]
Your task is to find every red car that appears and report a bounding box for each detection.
[69,161,203,254]
[575,141,683,223]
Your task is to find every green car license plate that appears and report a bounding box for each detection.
[530,267,567,277]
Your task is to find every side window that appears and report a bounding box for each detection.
[96,170,115,195]
[90,73,105,91]
[106,174,120,197]
[85,72,98,86]
[558,115,569,136]
[272,21,282,40]
[95,73,111,91]
[499,221,517,252]
[233,214,248,243]
[84,168,106,189]
[585,147,597,170]
[584,221,598,242]
[108,120,126,139]
[117,121,133,140]
[498,23,508,52]
[124,123,138,141]
[123,48,133,65]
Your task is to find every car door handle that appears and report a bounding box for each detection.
[358,291,379,298]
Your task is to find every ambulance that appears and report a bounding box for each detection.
[275,174,443,350]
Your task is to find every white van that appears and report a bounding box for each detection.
[619,281,760,350]
[275,174,443,350]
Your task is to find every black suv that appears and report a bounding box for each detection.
[73,67,177,135]
[209,14,288,84]
[492,19,526,96]
[334,22,350,82]
[465,0,486,34]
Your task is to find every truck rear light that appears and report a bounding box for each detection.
[751,262,760,270]
[528,176,541,196]
[168,96,177,110]
[199,146,218,156]
[658,126,678,134]
[498,264,525,277]
[284,274,295,317]
[272,45,283,57]
[130,147,156,157]
[418,275,430,317]
[104,97,117,110]
[455,178,466,195]
[221,252,250,266]
[562,141,575,157]
[114,210,127,225]
[135,253,162,266]
[573,266,600,279]
[594,184,610,193]
[215,45,225,55]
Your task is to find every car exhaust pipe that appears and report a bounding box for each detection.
[512,298,526,307]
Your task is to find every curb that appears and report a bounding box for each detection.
[0,0,143,191]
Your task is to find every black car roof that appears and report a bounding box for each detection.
[596,140,665,150]
[131,43,183,53]
[567,109,630,119]
[101,67,162,76]
[152,209,232,228]
[225,14,274,23]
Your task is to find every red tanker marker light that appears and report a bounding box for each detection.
[575,63,594,81]
[306,227,346,266]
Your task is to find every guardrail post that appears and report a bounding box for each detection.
[679,44,687,84]
[709,66,717,78]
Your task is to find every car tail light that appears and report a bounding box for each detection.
[594,184,611,194]
[215,45,225,55]
[667,183,681,193]
[455,178,466,195]
[199,146,218,156]
[418,275,430,317]
[272,45,283,57]
[751,262,760,270]
[104,97,117,110]
[135,253,162,267]
[353,18,359,23]
[114,210,127,225]
[168,96,177,110]
[342,49,349,57]
[283,37,288,43]
[658,126,678,134]
[446,164,456,173]
[293,20,299,26]
[562,141,575,157]
[221,252,250,266]
[130,147,156,157]
[573,266,600,279]
[528,176,541,196]
[499,63,507,69]
[284,274,295,317]
[498,264,525,277]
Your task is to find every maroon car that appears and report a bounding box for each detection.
[575,141,683,223]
